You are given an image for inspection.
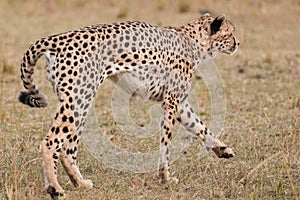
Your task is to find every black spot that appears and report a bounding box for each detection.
[73,135,77,141]
[60,106,65,114]
[62,127,69,133]
[121,54,127,59]
[53,153,58,159]
[54,138,59,144]
[133,54,139,59]
[190,122,195,128]
[69,116,74,123]
[187,111,191,118]
[67,134,71,139]
[62,115,67,122]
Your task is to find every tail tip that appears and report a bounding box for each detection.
[18,91,31,105]
[17,91,48,107]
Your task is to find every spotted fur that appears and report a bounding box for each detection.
[18,14,239,199]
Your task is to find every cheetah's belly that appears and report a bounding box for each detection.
[125,65,171,101]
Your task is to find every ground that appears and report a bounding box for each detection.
[0,0,299,199]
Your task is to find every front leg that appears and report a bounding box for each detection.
[177,101,234,158]
[158,94,178,183]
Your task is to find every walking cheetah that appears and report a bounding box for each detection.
[18,14,239,199]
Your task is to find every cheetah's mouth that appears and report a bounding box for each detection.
[224,37,239,55]
[224,46,238,55]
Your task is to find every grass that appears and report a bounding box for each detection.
[178,0,190,13]
[0,0,299,199]
[117,6,129,19]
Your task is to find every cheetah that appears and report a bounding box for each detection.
[18,14,239,199]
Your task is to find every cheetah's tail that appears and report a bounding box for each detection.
[18,41,49,108]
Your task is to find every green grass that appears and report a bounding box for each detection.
[0,0,299,199]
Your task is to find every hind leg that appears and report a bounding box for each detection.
[58,102,94,189]
[43,98,97,199]
[176,101,234,158]
[43,86,99,199]
[57,69,104,191]
[41,102,76,199]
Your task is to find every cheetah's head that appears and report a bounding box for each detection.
[208,14,240,56]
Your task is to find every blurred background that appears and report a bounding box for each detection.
[0,0,299,199]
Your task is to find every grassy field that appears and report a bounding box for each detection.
[0,0,299,199]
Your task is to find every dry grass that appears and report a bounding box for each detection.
[0,0,299,199]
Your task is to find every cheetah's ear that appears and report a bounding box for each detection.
[210,14,226,35]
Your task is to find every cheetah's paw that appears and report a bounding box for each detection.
[212,142,235,159]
